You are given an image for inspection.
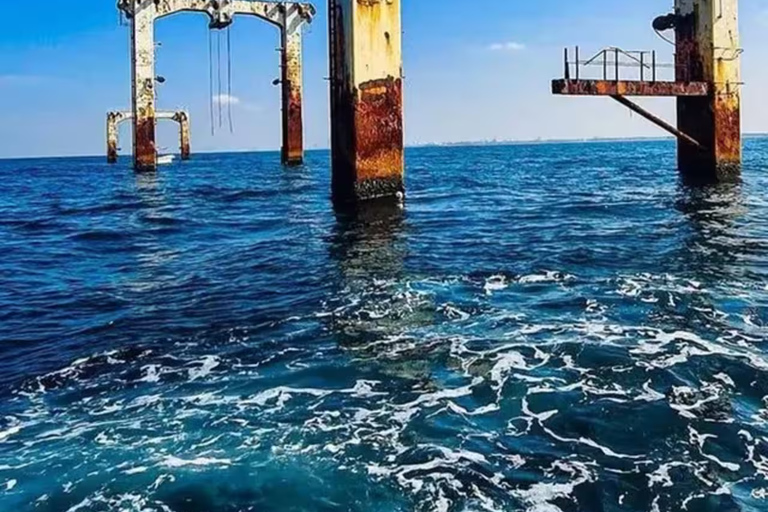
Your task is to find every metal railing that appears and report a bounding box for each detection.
[563,46,674,82]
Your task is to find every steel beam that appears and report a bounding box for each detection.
[552,79,709,97]
[675,0,741,182]
[329,0,404,204]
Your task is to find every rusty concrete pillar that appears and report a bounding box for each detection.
[131,1,157,172]
[107,112,120,164]
[176,111,191,160]
[329,0,404,203]
[675,0,741,183]
[281,6,305,166]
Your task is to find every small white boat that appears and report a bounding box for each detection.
[157,154,176,165]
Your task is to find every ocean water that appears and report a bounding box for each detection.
[1,140,768,512]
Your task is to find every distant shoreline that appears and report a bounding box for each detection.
[416,133,768,148]
[2,133,767,161]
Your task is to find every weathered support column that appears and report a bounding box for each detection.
[329,0,404,203]
[280,6,305,166]
[675,0,741,182]
[131,1,158,171]
[107,112,121,164]
[176,111,191,160]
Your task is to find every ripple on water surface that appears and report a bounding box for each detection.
[1,142,768,512]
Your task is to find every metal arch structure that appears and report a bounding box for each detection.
[107,110,191,164]
[117,0,316,172]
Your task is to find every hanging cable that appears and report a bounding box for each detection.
[208,29,215,136]
[217,30,223,129]
[654,29,675,47]
[227,25,234,134]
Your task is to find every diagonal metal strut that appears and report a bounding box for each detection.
[610,95,703,150]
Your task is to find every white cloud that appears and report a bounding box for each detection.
[211,94,261,112]
[212,94,240,106]
[488,42,526,52]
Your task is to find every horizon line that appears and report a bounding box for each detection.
[2,133,767,161]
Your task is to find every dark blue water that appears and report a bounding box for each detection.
[1,141,768,512]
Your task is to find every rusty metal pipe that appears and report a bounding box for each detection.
[611,95,703,149]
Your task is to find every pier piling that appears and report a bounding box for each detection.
[106,111,128,164]
[329,0,404,204]
[675,0,741,182]
[280,6,306,166]
[130,3,157,171]
[174,111,191,161]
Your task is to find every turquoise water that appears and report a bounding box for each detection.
[1,140,768,511]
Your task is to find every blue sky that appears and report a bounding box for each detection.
[2,0,768,158]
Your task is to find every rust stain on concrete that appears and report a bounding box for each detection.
[330,0,404,203]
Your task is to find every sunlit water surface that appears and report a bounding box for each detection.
[1,141,768,512]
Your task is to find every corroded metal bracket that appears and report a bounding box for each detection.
[107,110,191,163]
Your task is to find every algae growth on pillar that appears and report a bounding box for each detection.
[675,0,742,183]
[329,0,404,203]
